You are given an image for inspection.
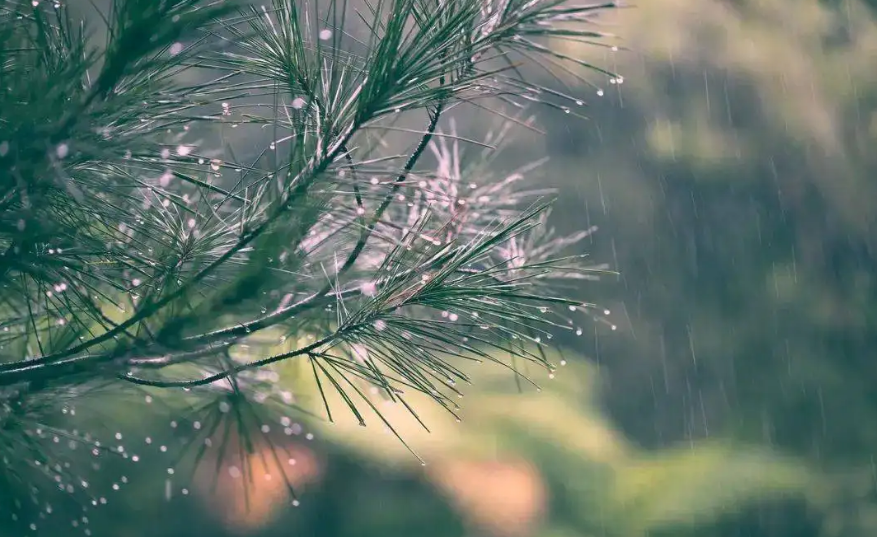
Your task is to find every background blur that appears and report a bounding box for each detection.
[31,0,877,535]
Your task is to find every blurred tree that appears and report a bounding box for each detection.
[538,0,877,534]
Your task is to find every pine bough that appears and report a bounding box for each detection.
[0,0,620,533]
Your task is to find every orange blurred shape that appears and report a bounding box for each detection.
[192,436,321,534]
[426,457,548,537]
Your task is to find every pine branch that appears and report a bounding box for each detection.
[0,0,622,531]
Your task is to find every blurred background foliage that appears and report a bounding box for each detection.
[16,0,877,535]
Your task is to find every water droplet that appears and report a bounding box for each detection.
[597,89,604,96]
[55,143,69,159]
[169,42,183,56]
[319,29,332,40]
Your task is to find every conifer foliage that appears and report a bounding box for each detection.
[0,0,618,533]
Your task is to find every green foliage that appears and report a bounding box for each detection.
[309,355,815,537]
[533,0,877,534]
[0,0,623,533]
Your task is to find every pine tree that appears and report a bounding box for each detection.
[0,0,619,533]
